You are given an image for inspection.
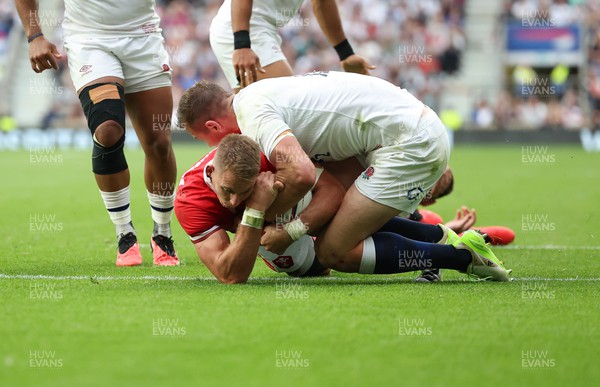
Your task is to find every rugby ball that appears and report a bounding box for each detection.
[259,189,314,276]
[258,234,316,276]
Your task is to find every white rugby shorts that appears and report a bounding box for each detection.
[354,108,450,215]
[64,32,172,94]
[209,21,287,89]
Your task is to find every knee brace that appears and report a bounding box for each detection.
[79,83,128,175]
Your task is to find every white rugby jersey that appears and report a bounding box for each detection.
[63,0,161,37]
[233,71,425,163]
[212,0,305,32]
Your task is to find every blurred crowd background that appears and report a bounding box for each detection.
[0,0,598,132]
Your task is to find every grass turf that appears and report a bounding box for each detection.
[1,143,598,386]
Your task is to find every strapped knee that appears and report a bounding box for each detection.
[79,83,128,175]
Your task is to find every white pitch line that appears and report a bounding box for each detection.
[516,277,600,282]
[0,274,599,282]
[0,274,202,281]
[498,245,600,250]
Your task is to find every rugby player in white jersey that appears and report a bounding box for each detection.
[210,0,374,91]
[177,72,512,281]
[15,0,179,266]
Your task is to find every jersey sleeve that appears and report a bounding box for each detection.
[234,93,290,162]
[174,194,224,244]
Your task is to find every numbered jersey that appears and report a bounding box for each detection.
[174,149,275,244]
[63,0,161,37]
[233,71,425,164]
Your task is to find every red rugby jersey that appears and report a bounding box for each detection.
[174,148,275,243]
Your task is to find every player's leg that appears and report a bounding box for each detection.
[234,60,293,93]
[125,86,178,266]
[256,60,294,81]
[210,22,292,92]
[65,36,142,266]
[324,157,451,243]
[317,111,511,280]
[79,77,142,267]
[315,185,472,274]
[118,32,179,266]
[324,157,364,190]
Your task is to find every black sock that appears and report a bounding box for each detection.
[378,216,444,243]
[359,232,471,274]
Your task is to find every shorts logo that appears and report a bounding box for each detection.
[79,65,92,75]
[362,166,375,180]
[162,64,170,72]
[406,187,424,201]
[272,44,281,53]
[273,256,294,269]
[310,152,331,164]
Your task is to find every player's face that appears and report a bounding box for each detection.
[213,169,256,210]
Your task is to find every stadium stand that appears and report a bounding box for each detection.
[0,0,598,137]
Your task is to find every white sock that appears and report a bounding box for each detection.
[147,190,175,237]
[99,186,135,238]
[359,237,376,274]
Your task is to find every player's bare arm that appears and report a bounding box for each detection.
[310,0,374,75]
[194,171,283,284]
[261,168,346,254]
[231,0,265,88]
[264,132,316,222]
[14,0,62,73]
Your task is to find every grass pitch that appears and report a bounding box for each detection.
[1,143,598,386]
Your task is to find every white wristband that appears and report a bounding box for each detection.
[284,218,308,241]
[241,207,264,229]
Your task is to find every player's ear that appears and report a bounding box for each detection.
[205,120,222,132]
[206,164,215,177]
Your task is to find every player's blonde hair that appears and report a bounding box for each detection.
[177,80,229,131]
[214,134,261,181]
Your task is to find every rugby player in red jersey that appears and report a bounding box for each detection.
[175,134,344,283]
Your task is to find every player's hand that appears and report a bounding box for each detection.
[260,224,294,255]
[246,171,284,212]
[445,206,477,233]
[340,54,375,75]
[29,37,62,73]
[233,48,265,88]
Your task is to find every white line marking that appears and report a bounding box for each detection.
[498,245,600,250]
[0,274,598,282]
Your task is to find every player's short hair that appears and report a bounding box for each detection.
[177,81,229,130]
[214,134,261,181]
